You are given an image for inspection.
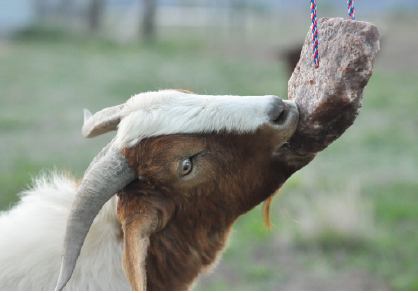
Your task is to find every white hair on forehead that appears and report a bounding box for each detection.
[114,90,275,149]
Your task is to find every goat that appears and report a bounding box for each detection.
[0,89,315,290]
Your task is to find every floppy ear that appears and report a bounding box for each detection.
[117,188,175,291]
[120,216,153,291]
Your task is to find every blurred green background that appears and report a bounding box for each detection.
[1,0,417,290]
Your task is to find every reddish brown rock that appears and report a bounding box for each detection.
[287,17,380,155]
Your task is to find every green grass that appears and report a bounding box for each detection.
[0,24,417,290]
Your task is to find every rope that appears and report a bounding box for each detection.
[310,0,319,68]
[347,0,355,20]
[311,0,356,68]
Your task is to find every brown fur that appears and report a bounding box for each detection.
[116,126,315,290]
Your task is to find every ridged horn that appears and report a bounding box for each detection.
[82,104,124,138]
[55,140,137,291]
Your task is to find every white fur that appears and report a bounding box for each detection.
[115,90,276,149]
[0,172,130,290]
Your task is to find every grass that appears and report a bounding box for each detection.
[0,23,417,290]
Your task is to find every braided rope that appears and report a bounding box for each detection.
[347,0,355,20]
[311,1,356,67]
[310,0,319,68]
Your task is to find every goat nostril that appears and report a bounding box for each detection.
[268,97,287,122]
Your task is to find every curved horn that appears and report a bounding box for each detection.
[55,140,137,291]
[82,104,124,138]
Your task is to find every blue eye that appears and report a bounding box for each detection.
[180,158,192,175]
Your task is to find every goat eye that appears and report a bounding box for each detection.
[180,158,192,175]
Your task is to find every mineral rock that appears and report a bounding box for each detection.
[287,17,380,155]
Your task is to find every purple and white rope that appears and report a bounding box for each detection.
[310,0,319,68]
[347,0,355,20]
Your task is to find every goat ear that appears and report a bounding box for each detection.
[117,194,175,291]
[82,104,124,138]
[121,218,152,291]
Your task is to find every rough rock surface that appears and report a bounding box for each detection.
[287,17,380,155]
